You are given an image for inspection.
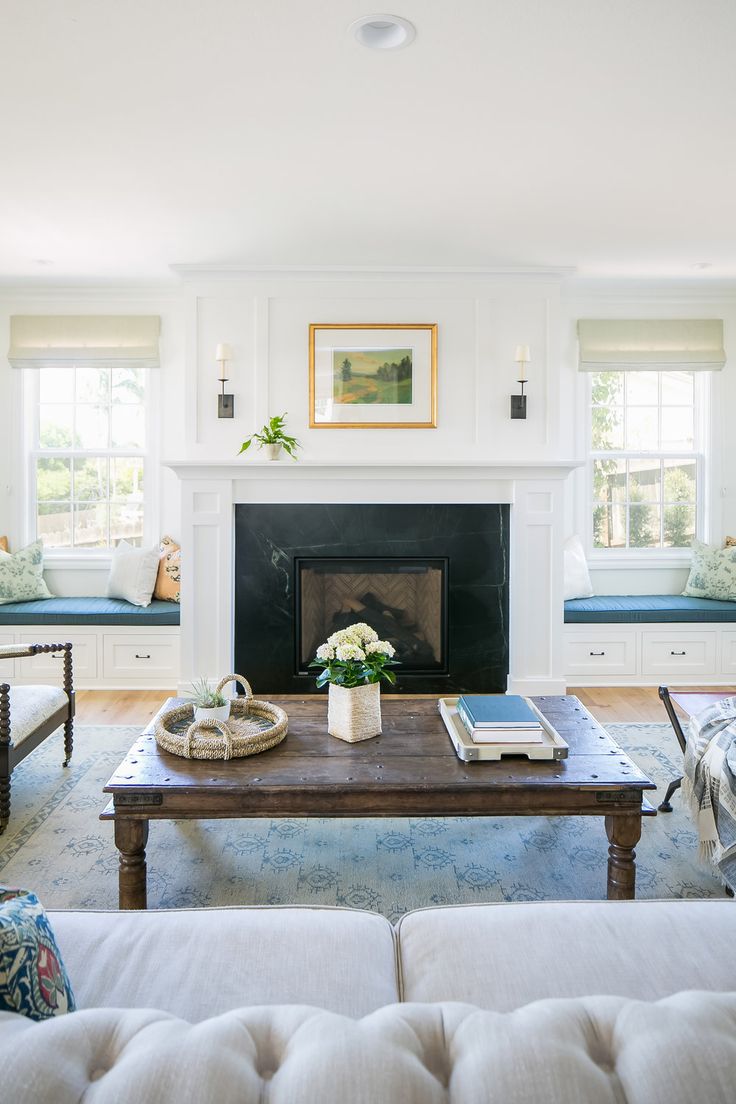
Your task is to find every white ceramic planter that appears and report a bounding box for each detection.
[263,443,283,461]
[327,682,382,743]
[194,702,231,724]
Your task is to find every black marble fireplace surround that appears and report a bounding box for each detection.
[234,503,509,694]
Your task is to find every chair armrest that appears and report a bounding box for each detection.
[0,645,35,659]
[0,643,74,705]
[0,642,71,660]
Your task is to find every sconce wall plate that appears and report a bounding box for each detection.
[510,393,527,419]
[218,389,234,418]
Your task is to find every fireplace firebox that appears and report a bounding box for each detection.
[296,557,448,674]
[234,503,508,694]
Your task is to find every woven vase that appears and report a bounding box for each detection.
[327,682,382,743]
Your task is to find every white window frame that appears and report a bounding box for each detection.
[21,366,159,564]
[585,370,710,567]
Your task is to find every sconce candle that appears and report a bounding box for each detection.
[514,345,531,382]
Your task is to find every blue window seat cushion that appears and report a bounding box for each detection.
[0,597,180,626]
[564,594,736,624]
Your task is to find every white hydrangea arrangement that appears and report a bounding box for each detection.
[310,622,399,689]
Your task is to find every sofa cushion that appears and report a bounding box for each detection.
[6,687,68,746]
[48,906,398,1019]
[564,594,736,623]
[397,900,736,1010]
[0,597,180,626]
[0,889,75,1020]
[1,993,735,1104]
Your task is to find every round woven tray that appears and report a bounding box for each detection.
[155,675,288,760]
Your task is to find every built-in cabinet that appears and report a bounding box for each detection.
[0,625,179,689]
[565,623,736,685]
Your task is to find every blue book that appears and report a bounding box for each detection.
[457,695,540,730]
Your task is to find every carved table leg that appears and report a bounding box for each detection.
[605,813,642,900]
[115,817,150,909]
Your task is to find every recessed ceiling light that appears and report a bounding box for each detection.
[350,14,416,50]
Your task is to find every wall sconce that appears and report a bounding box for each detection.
[510,345,530,419]
[216,343,234,418]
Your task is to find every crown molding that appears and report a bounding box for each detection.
[169,263,577,283]
[564,275,736,300]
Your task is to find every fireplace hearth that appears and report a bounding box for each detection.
[234,503,508,694]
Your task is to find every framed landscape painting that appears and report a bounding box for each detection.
[309,323,437,428]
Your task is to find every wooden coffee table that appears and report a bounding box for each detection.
[101,695,656,908]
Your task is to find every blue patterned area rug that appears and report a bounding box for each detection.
[0,723,727,919]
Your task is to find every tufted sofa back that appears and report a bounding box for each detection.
[1,992,735,1103]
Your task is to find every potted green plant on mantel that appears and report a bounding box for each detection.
[309,623,399,743]
[238,413,300,461]
[189,677,230,724]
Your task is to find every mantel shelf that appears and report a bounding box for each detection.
[165,458,583,480]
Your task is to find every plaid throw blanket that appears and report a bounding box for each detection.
[683,696,736,891]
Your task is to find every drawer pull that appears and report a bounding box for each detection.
[670,650,687,656]
[134,653,151,660]
[589,651,606,657]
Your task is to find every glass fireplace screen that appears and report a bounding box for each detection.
[296,557,448,674]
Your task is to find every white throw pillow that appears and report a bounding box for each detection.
[563,535,594,601]
[107,540,160,607]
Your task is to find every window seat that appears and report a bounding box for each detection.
[564,596,736,686]
[0,599,180,689]
[0,597,180,626]
[565,595,736,624]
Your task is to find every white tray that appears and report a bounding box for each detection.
[438,698,569,762]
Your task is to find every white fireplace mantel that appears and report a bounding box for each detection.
[167,458,583,696]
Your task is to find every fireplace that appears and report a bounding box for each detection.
[296,557,448,675]
[234,503,508,694]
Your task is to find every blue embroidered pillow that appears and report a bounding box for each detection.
[0,887,76,1019]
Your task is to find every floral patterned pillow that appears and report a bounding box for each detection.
[682,540,736,602]
[0,536,7,553]
[0,888,76,1020]
[0,539,53,605]
[153,535,181,603]
[726,536,736,548]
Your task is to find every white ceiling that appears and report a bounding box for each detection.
[2,0,735,282]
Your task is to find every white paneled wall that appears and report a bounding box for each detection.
[0,270,734,607]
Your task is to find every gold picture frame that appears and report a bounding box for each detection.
[309,323,437,429]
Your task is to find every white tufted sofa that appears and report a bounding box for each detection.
[2,899,736,1102]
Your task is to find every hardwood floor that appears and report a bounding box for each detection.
[74,685,736,726]
[75,690,176,726]
[572,685,736,723]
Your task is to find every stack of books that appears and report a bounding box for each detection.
[455,695,544,744]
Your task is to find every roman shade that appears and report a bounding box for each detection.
[8,315,160,369]
[577,319,725,371]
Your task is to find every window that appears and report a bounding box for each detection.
[30,365,147,550]
[590,370,703,551]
